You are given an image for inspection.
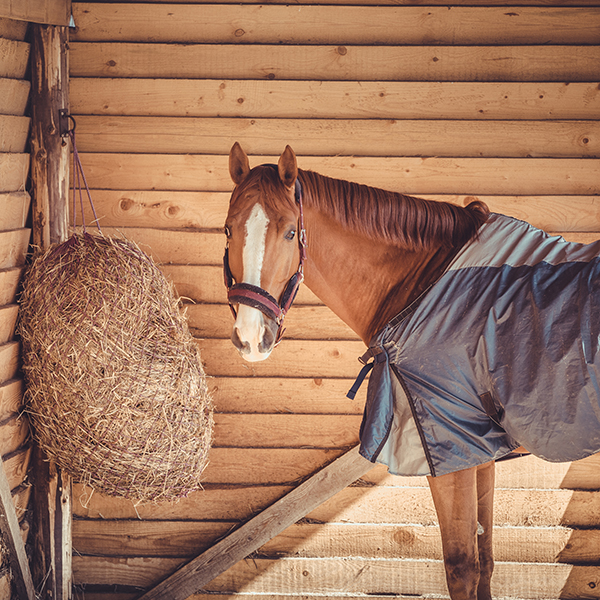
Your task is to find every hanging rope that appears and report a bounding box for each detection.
[68,120,101,235]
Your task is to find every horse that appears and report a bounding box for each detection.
[223,142,600,600]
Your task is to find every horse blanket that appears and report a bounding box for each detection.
[356,213,600,477]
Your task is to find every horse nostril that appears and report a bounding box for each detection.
[259,324,275,353]
[231,327,250,355]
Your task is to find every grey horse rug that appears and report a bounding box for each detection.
[352,213,600,477]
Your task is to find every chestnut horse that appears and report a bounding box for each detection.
[224,142,600,599]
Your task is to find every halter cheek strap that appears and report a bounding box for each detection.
[223,175,307,344]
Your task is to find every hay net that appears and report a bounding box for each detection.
[18,232,213,503]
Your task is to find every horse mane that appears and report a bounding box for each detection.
[298,169,490,251]
[232,165,489,251]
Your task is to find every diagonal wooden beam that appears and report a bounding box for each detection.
[0,454,35,600]
[137,444,373,600]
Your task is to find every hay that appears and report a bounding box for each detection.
[18,232,213,503]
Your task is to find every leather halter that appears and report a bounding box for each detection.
[223,169,307,344]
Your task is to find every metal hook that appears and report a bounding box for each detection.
[59,109,76,137]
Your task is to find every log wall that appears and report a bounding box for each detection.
[0,14,34,600]
[68,2,600,599]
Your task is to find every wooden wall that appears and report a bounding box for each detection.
[0,14,35,600]
[68,1,600,599]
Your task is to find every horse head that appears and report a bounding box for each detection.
[225,142,306,362]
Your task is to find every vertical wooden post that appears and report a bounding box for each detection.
[30,23,69,248]
[29,22,72,600]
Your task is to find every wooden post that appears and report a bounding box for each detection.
[30,23,69,249]
[29,22,72,600]
[138,445,373,600]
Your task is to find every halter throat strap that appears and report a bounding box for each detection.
[224,171,307,344]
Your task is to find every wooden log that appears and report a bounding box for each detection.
[0,38,29,79]
[363,451,600,491]
[136,446,373,600]
[30,23,70,248]
[69,79,600,120]
[0,305,18,344]
[0,341,19,384]
[2,447,30,491]
[70,5,600,45]
[197,338,366,378]
[0,414,29,457]
[69,190,600,232]
[0,229,30,269]
[0,192,31,231]
[203,559,600,599]
[162,264,322,303]
[496,451,600,491]
[71,519,600,565]
[72,190,229,230]
[212,414,362,448]
[70,454,600,520]
[72,483,295,521]
[0,115,30,153]
[71,154,600,195]
[0,17,28,41]
[0,379,23,421]
[0,0,70,25]
[364,454,600,491]
[187,303,358,340]
[29,22,72,600]
[94,227,224,266]
[0,454,35,600]
[71,555,600,598]
[71,116,600,158]
[0,268,23,306]
[304,486,600,529]
[209,376,366,414]
[0,78,30,116]
[0,154,29,193]
[202,448,350,485]
[69,43,600,82]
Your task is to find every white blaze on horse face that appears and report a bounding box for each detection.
[243,203,269,287]
[234,203,272,362]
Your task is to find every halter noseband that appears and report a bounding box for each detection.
[223,168,307,345]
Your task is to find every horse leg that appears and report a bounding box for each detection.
[427,462,495,600]
[474,461,495,600]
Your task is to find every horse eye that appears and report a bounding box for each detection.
[224,225,231,238]
[285,229,296,241]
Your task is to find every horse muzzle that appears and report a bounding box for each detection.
[231,304,278,362]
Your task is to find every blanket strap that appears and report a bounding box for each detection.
[347,347,386,400]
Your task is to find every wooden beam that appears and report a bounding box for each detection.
[0,454,35,600]
[137,445,373,600]
[69,80,600,121]
[0,0,71,26]
[30,23,69,249]
[69,43,600,82]
[69,5,600,46]
[29,22,72,600]
[70,116,600,158]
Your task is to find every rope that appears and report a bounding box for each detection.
[69,127,101,234]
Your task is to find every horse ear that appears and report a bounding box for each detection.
[229,142,250,185]
[278,145,298,189]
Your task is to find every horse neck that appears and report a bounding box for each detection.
[302,206,456,345]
